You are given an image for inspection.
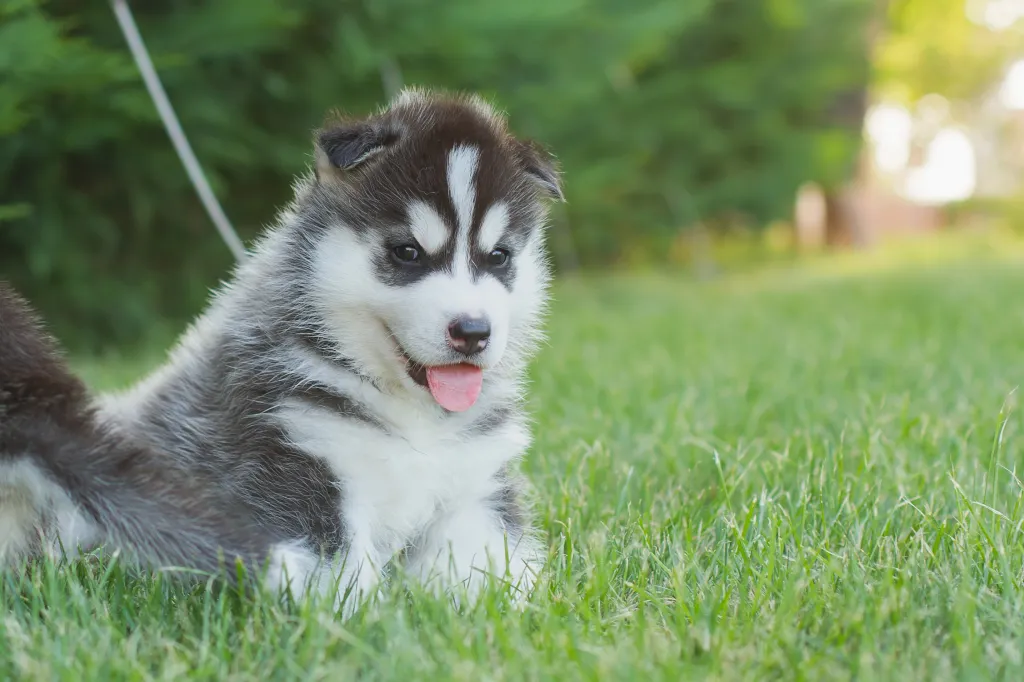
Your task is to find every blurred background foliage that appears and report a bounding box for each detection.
[1,0,1020,351]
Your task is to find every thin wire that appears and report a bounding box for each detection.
[109,0,247,262]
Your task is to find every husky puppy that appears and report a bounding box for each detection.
[97,88,563,611]
[0,282,282,581]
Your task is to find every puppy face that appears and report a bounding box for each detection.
[304,90,563,411]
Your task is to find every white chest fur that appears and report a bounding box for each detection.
[276,399,529,557]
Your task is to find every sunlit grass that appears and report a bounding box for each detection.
[4,235,1024,680]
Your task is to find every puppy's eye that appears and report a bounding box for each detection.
[486,248,510,267]
[392,245,421,263]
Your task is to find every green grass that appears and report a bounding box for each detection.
[5,239,1024,680]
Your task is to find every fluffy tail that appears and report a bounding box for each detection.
[0,282,279,583]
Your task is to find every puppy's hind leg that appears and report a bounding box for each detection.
[0,457,93,564]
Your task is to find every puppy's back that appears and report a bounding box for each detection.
[0,282,280,582]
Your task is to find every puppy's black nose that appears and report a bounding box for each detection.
[447,316,491,356]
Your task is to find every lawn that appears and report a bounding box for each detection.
[4,237,1024,680]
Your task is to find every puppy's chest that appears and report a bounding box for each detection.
[277,404,520,537]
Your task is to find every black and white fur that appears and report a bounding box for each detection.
[0,283,284,582]
[85,88,564,612]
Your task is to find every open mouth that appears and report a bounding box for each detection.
[404,357,430,387]
[395,348,484,413]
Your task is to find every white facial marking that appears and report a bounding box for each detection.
[477,202,510,253]
[408,200,450,255]
[447,146,480,276]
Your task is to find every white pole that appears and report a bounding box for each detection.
[109,0,247,262]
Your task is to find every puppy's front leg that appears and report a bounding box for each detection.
[404,491,542,606]
[266,539,382,618]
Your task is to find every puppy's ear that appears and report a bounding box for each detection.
[314,121,399,179]
[515,139,565,202]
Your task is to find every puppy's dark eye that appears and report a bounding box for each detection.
[392,245,421,263]
[486,248,510,267]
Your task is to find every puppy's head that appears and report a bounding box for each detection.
[303,88,563,412]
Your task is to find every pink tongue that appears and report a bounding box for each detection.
[426,364,483,412]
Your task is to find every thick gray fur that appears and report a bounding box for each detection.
[0,282,282,581]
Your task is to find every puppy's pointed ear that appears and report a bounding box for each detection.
[314,121,399,179]
[515,139,565,202]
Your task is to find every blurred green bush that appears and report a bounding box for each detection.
[0,0,872,350]
[946,197,1024,234]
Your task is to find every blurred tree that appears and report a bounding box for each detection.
[869,1,1024,212]
[821,0,890,248]
[874,0,1024,110]
[0,0,874,350]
